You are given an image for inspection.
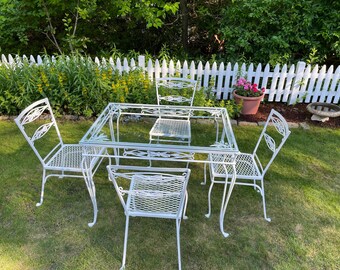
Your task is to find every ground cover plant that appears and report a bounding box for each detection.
[0,119,339,269]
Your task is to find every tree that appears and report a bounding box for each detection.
[219,0,340,65]
[0,0,180,55]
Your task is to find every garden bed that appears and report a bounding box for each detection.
[237,102,340,128]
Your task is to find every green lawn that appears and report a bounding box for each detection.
[0,120,339,270]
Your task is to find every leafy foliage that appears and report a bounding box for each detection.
[0,54,242,118]
[219,0,340,65]
[0,55,156,116]
[0,0,339,66]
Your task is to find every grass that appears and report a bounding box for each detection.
[0,120,339,270]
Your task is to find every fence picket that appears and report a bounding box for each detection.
[224,63,233,99]
[215,62,225,99]
[154,60,161,79]
[319,66,333,102]
[130,58,136,70]
[1,53,339,104]
[138,55,145,71]
[269,64,280,102]
[254,63,262,85]
[289,62,306,104]
[189,61,196,81]
[296,64,311,103]
[109,57,115,69]
[305,65,318,103]
[176,60,181,77]
[123,58,129,72]
[210,62,218,93]
[247,63,254,82]
[182,60,189,78]
[327,65,340,103]
[197,61,204,87]
[261,64,270,91]
[162,59,168,77]
[275,64,287,102]
[203,62,211,88]
[1,54,8,64]
[312,65,326,102]
[169,60,175,76]
[282,65,295,102]
[147,59,154,80]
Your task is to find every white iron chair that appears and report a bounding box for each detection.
[15,98,106,227]
[107,165,191,270]
[149,77,198,145]
[204,109,291,222]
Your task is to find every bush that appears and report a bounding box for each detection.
[0,54,242,119]
[0,55,156,116]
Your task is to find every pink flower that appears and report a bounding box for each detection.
[233,77,266,97]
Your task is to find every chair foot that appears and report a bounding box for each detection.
[222,231,230,238]
[36,202,43,207]
[265,217,271,222]
[88,221,95,227]
[119,266,126,270]
[205,213,211,218]
[183,215,188,220]
[200,181,206,185]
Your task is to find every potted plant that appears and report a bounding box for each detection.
[232,77,265,115]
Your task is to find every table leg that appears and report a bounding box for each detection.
[82,157,98,227]
[219,164,236,237]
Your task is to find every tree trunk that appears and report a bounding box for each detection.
[180,0,188,51]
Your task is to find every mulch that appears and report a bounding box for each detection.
[237,102,340,128]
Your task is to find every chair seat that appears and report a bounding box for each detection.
[209,153,261,179]
[126,174,187,219]
[150,118,190,139]
[46,144,104,171]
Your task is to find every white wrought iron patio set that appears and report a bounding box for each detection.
[15,77,291,270]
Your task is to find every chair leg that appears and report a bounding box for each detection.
[121,215,130,270]
[219,173,236,238]
[36,169,47,207]
[205,178,215,218]
[176,218,182,270]
[83,170,98,227]
[201,163,207,185]
[260,178,271,222]
[183,190,188,220]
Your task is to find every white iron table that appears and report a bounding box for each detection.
[80,103,239,237]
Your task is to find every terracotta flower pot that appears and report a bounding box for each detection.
[233,90,264,115]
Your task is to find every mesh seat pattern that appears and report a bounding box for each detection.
[151,119,190,138]
[210,153,260,178]
[127,174,186,217]
[47,145,104,170]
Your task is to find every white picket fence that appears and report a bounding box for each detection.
[1,54,339,104]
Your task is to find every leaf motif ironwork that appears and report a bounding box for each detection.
[123,149,194,160]
[159,95,192,103]
[141,108,191,116]
[210,142,231,149]
[264,133,276,152]
[158,81,195,89]
[22,105,48,124]
[31,122,54,141]
[90,133,109,141]
[272,117,286,136]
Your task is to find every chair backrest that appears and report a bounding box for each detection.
[107,165,191,218]
[156,77,198,106]
[14,98,63,165]
[253,109,291,176]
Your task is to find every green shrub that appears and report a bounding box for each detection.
[0,54,241,119]
[0,55,156,116]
